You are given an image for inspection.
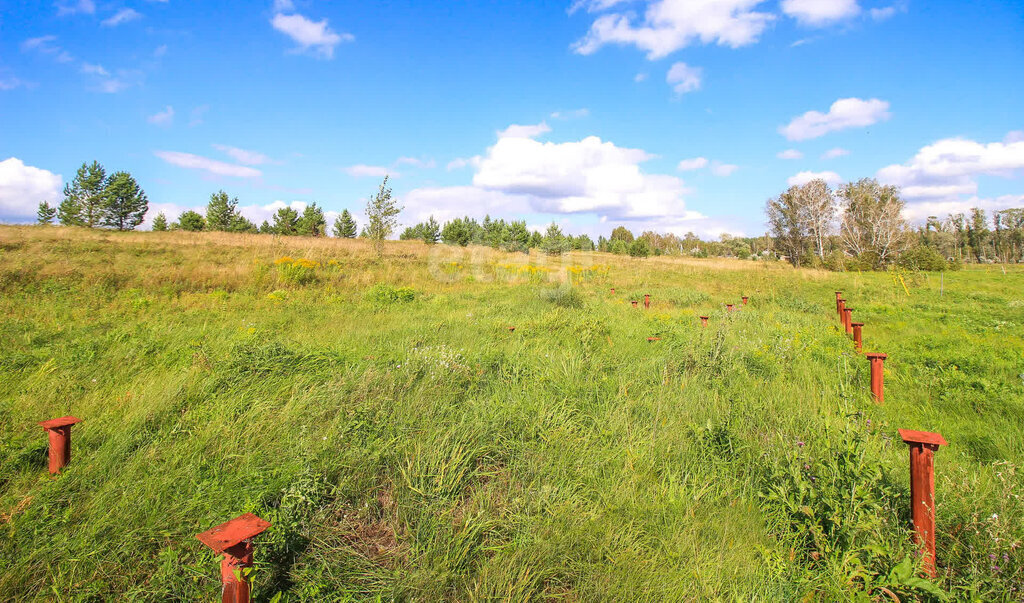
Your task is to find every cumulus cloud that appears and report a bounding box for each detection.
[876,135,1024,201]
[447,156,481,171]
[781,0,860,26]
[155,151,262,178]
[498,122,551,139]
[394,156,436,169]
[550,108,590,120]
[822,147,850,159]
[212,144,277,166]
[777,149,804,159]
[147,106,174,126]
[780,97,891,141]
[677,157,709,171]
[572,0,775,59]
[677,157,736,176]
[634,73,648,82]
[0,158,63,220]
[101,8,142,27]
[56,0,95,16]
[666,62,702,95]
[870,3,907,21]
[343,164,392,178]
[787,170,842,187]
[271,12,353,58]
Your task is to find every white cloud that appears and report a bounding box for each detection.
[710,161,738,176]
[780,97,891,140]
[781,0,859,26]
[787,170,842,186]
[447,156,481,171]
[343,164,392,178]
[1005,131,1024,144]
[634,72,648,82]
[271,12,353,59]
[56,0,95,16]
[0,158,63,220]
[869,3,907,21]
[677,157,708,171]
[212,144,277,166]
[470,133,696,220]
[666,62,702,95]
[147,106,174,126]
[154,44,168,57]
[498,122,551,139]
[822,147,850,159]
[101,8,142,27]
[0,76,29,90]
[572,0,775,60]
[876,135,1024,200]
[273,0,295,11]
[155,151,262,178]
[550,108,590,120]
[777,149,803,159]
[189,105,209,127]
[80,62,109,76]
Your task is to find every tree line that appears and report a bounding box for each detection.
[765,176,1024,271]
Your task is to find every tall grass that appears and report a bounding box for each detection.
[0,225,1021,600]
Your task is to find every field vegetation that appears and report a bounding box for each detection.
[1,226,1022,601]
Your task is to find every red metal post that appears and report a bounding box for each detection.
[726,304,734,312]
[867,353,887,403]
[838,298,847,324]
[898,429,948,578]
[39,416,82,474]
[647,337,660,342]
[197,513,271,603]
[835,291,843,319]
[843,307,854,335]
[851,322,864,352]
[610,288,615,295]
[644,294,651,309]
[742,296,749,305]
[631,300,638,308]
[700,316,709,327]
[508,326,516,332]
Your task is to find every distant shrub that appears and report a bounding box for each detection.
[822,250,848,271]
[897,246,948,271]
[366,283,416,304]
[275,256,320,285]
[539,284,583,308]
[610,239,628,255]
[628,239,651,258]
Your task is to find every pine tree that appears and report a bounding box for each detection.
[422,216,440,244]
[272,206,299,235]
[57,196,84,226]
[178,210,206,231]
[333,209,357,238]
[297,203,327,236]
[62,161,107,227]
[152,212,168,231]
[541,222,569,256]
[101,172,148,231]
[206,190,239,231]
[529,230,543,249]
[259,220,272,234]
[365,176,402,256]
[37,201,57,225]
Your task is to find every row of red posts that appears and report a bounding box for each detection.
[36,416,270,601]
[833,289,946,578]
[614,288,749,333]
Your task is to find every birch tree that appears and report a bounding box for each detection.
[837,178,909,269]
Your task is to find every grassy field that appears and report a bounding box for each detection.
[0,225,1022,601]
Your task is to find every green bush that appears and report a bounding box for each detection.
[628,239,651,258]
[538,284,583,308]
[366,283,417,304]
[897,246,949,271]
[610,239,628,255]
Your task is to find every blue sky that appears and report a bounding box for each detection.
[1,0,1022,237]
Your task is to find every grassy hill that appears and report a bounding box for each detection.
[1,226,1021,601]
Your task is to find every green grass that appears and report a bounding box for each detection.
[0,226,1022,601]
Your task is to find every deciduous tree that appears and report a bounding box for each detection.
[365,176,402,256]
